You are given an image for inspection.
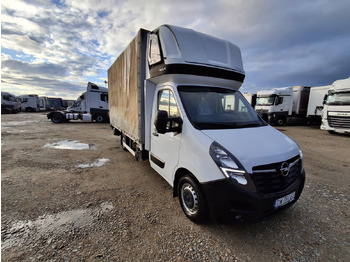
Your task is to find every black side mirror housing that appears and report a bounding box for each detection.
[154,110,182,134]
[323,94,328,105]
[154,110,168,134]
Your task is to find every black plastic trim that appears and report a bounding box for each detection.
[149,63,245,82]
[201,169,305,223]
[150,153,165,168]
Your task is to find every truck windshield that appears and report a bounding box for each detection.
[256,96,275,106]
[178,86,266,130]
[326,92,350,105]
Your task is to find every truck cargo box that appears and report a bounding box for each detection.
[108,29,150,144]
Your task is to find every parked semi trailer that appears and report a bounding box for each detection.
[47,82,109,123]
[321,78,350,134]
[108,25,305,223]
[306,85,330,125]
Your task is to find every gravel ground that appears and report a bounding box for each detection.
[1,113,349,261]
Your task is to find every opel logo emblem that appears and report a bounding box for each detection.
[280,162,290,177]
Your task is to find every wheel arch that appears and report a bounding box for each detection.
[173,168,200,198]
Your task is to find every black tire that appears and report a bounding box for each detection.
[95,114,105,123]
[178,175,208,224]
[51,113,64,123]
[276,117,286,126]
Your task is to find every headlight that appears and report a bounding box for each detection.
[209,142,247,185]
[299,149,304,171]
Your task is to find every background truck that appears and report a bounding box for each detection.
[48,97,64,111]
[47,82,109,123]
[306,85,330,125]
[19,94,40,112]
[321,78,350,134]
[255,86,310,125]
[1,91,21,113]
[39,96,50,111]
[108,25,305,223]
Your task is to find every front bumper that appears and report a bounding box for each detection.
[201,169,305,223]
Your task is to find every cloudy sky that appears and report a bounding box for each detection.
[2,0,350,99]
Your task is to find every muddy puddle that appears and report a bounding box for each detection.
[77,158,109,168]
[43,140,92,150]
[2,202,114,250]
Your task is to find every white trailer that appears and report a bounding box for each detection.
[19,94,40,112]
[47,82,109,123]
[321,78,350,134]
[255,86,310,125]
[306,85,330,124]
[108,25,305,223]
[1,92,21,113]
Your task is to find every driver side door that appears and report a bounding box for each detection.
[150,87,182,185]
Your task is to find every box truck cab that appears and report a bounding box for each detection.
[108,25,305,223]
[321,78,350,134]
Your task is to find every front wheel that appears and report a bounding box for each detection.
[178,175,208,224]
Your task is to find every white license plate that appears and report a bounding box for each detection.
[274,192,296,209]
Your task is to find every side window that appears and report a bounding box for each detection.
[100,94,108,102]
[148,34,162,65]
[158,90,180,118]
[3,95,10,101]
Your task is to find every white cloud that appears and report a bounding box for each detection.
[1,0,350,97]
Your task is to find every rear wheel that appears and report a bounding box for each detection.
[95,114,105,123]
[51,113,64,123]
[276,116,286,126]
[178,175,208,223]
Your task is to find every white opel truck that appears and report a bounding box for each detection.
[321,78,350,134]
[108,25,305,223]
[47,82,109,123]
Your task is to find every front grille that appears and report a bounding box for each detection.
[251,155,301,195]
[328,116,350,128]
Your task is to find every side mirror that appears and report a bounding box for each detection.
[323,94,328,105]
[154,110,168,134]
[154,110,182,134]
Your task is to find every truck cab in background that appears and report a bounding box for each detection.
[47,82,109,123]
[1,92,21,114]
[321,78,350,134]
[255,86,310,125]
[18,94,40,112]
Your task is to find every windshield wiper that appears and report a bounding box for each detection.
[236,123,263,128]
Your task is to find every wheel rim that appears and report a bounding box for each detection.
[181,183,198,215]
[96,115,103,122]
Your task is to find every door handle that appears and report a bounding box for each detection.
[152,132,159,137]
